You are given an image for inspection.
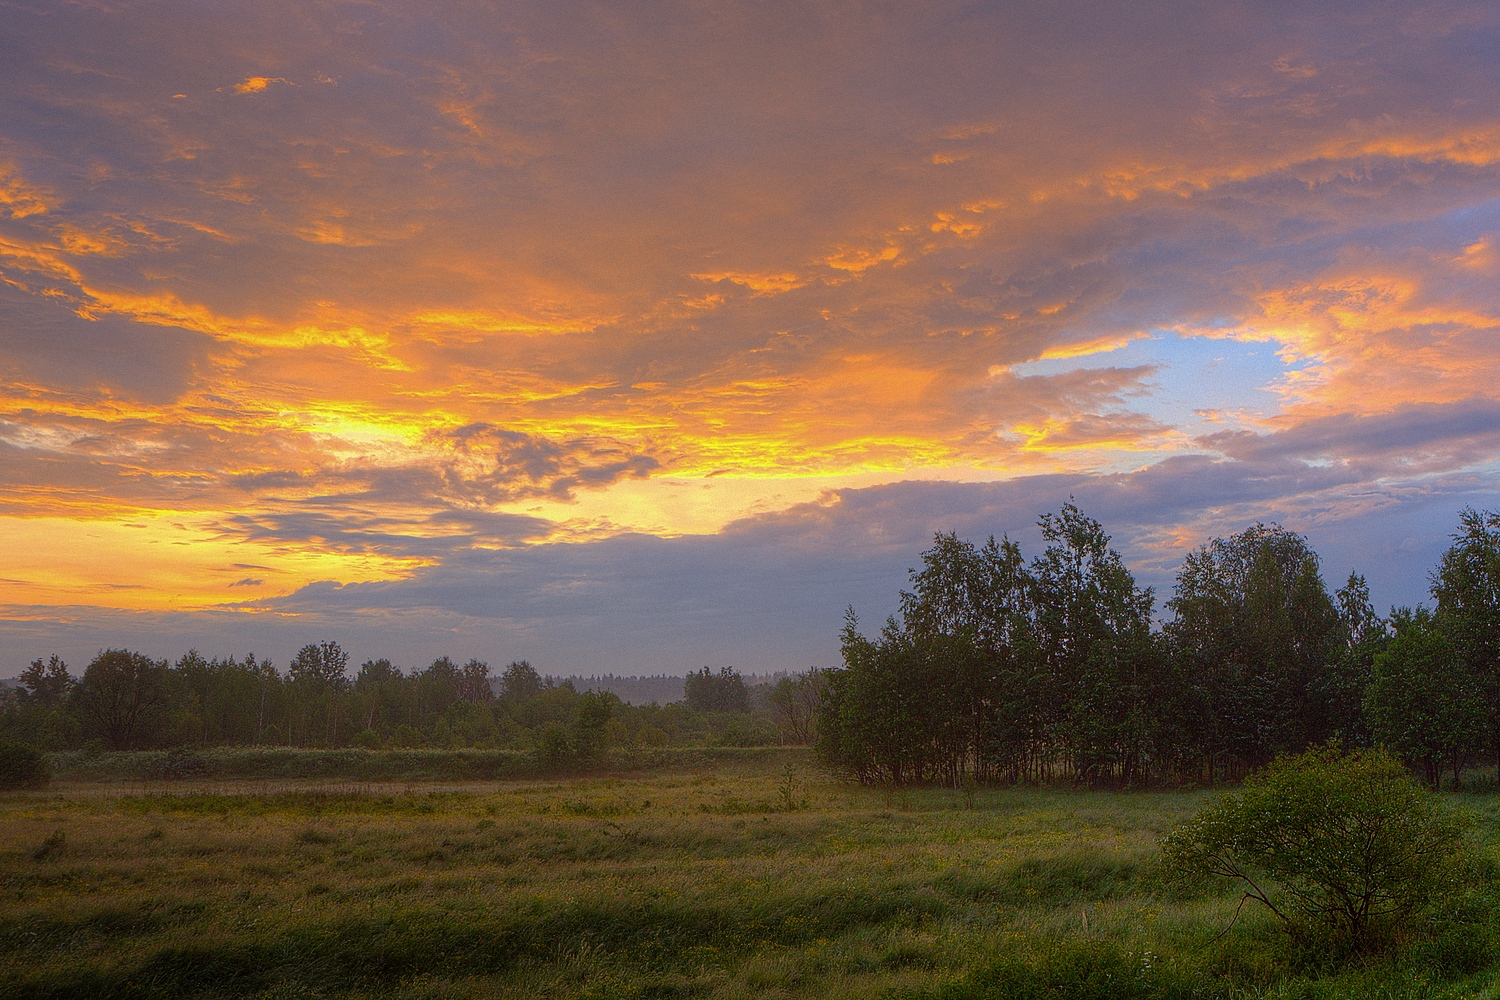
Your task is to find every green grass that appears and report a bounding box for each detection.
[45,745,807,783]
[2,753,1498,998]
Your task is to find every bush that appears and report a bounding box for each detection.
[0,742,50,790]
[1161,745,1474,957]
[145,748,210,781]
[637,724,669,747]
[390,724,423,748]
[537,723,573,766]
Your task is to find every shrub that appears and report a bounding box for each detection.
[1161,745,1473,957]
[146,748,210,781]
[353,728,384,749]
[537,723,573,766]
[636,724,669,747]
[0,741,50,790]
[391,724,423,748]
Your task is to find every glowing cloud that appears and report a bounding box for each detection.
[1,0,1499,669]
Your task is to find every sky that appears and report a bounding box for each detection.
[2,0,1499,676]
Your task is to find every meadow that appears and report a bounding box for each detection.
[3,749,1498,999]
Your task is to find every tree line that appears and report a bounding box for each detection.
[817,503,1500,788]
[1,646,817,756]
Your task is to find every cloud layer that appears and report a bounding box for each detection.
[2,0,1498,671]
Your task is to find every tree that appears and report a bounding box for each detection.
[18,655,72,707]
[457,659,493,703]
[288,641,350,692]
[817,610,938,786]
[1365,608,1486,788]
[500,660,541,701]
[768,669,826,745]
[1166,524,1343,777]
[1318,573,1387,744]
[900,531,1041,782]
[73,649,169,750]
[1031,503,1159,785]
[573,690,614,759]
[1162,746,1473,956]
[1431,507,1500,773]
[684,666,749,713]
[356,658,400,688]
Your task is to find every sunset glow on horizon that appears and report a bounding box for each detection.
[3,1,1500,673]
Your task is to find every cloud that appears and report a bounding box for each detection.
[2,0,1500,667]
[232,76,292,95]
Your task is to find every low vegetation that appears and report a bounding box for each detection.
[1162,746,1477,957]
[5,506,1500,993]
[0,742,48,791]
[2,751,1498,999]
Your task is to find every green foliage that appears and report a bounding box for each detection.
[74,649,169,750]
[1365,608,1486,788]
[820,504,1166,786]
[684,665,749,712]
[572,690,614,760]
[500,659,541,701]
[1432,506,1500,769]
[287,641,350,692]
[1161,746,1475,956]
[18,655,73,707]
[1166,523,1345,775]
[0,741,50,790]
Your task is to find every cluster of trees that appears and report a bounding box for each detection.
[1,647,808,755]
[818,503,1500,788]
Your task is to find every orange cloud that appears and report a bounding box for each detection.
[232,76,292,94]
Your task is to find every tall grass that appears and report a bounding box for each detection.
[1,753,1495,998]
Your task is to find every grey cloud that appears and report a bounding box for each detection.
[1200,400,1500,470]
[8,455,1497,675]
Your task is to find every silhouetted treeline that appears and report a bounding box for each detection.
[817,503,1500,788]
[1,647,821,755]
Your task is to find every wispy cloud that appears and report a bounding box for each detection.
[2,0,1499,667]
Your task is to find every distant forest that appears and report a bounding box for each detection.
[0,641,819,761]
[551,673,799,706]
[5,502,1499,789]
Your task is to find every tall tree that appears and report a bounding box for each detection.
[1320,573,1388,744]
[458,659,494,703]
[898,530,1040,781]
[500,660,541,701]
[1365,608,1486,788]
[1166,523,1342,776]
[18,655,72,707]
[1431,507,1500,773]
[288,641,350,693]
[684,666,749,713]
[73,649,168,750]
[1030,503,1158,785]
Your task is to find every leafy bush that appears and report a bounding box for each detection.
[636,724,669,746]
[145,748,210,781]
[0,741,50,790]
[1161,745,1474,956]
[390,724,423,748]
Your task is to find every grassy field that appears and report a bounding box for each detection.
[3,751,1498,999]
